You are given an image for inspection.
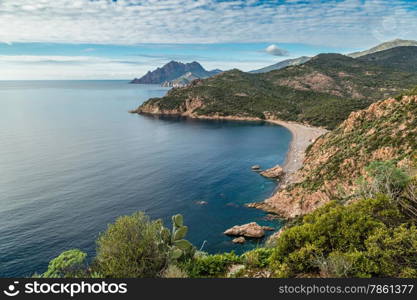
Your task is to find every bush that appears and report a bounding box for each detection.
[316,252,354,278]
[187,253,241,278]
[357,161,410,199]
[242,248,273,268]
[360,225,417,277]
[268,195,417,277]
[41,249,87,278]
[95,212,171,278]
[161,264,188,278]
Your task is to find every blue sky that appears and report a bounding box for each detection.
[1,0,417,79]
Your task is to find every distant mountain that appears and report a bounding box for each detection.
[249,56,311,73]
[356,46,417,73]
[130,61,222,86]
[133,49,417,129]
[348,39,417,58]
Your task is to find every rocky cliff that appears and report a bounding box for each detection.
[250,92,417,218]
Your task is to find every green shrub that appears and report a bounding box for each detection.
[41,249,87,278]
[357,161,410,199]
[268,195,417,277]
[242,248,273,268]
[316,252,354,278]
[95,212,171,278]
[360,225,417,277]
[187,253,241,278]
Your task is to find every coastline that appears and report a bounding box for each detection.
[266,120,328,187]
[134,111,328,188]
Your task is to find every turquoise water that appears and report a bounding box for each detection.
[0,80,291,277]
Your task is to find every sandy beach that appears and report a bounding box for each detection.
[267,120,328,185]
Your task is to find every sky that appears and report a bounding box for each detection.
[0,0,417,80]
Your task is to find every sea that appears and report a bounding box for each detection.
[0,80,292,277]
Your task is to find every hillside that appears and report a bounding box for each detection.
[162,72,203,87]
[348,39,417,58]
[357,46,417,73]
[251,90,417,218]
[249,56,311,73]
[133,50,417,129]
[130,61,221,85]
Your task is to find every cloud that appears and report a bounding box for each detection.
[0,0,416,47]
[265,44,289,56]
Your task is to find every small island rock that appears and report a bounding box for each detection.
[232,237,246,244]
[260,164,284,178]
[224,222,265,238]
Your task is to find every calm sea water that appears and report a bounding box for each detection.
[0,80,291,277]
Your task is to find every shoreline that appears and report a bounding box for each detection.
[266,120,328,187]
[135,111,328,188]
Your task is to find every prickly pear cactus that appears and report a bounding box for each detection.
[169,214,195,261]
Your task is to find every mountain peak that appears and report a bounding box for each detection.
[348,39,417,58]
[249,56,311,73]
[131,61,221,85]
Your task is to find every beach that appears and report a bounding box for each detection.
[267,120,328,186]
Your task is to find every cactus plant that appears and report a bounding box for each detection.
[168,214,195,262]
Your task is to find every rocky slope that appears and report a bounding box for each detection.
[348,39,417,58]
[132,48,417,129]
[130,61,221,85]
[249,56,311,73]
[250,91,417,218]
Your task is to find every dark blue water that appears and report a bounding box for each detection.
[0,80,291,277]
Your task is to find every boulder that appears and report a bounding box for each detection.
[224,222,265,238]
[260,164,284,178]
[232,237,246,244]
[262,226,275,231]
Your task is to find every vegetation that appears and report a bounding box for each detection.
[284,88,417,206]
[38,161,417,278]
[267,195,417,278]
[39,249,87,278]
[185,252,241,278]
[94,212,171,278]
[357,46,417,73]
[138,50,417,129]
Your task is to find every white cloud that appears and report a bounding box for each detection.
[0,0,416,47]
[265,44,289,56]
